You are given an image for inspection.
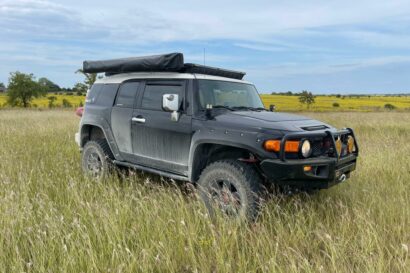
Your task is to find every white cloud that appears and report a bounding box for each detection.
[2,0,410,91]
[3,0,410,43]
[245,55,410,79]
[339,30,410,49]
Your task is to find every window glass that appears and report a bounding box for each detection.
[96,84,119,106]
[197,80,264,109]
[141,84,183,110]
[86,84,103,104]
[115,82,140,108]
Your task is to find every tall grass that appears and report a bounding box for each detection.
[0,110,409,272]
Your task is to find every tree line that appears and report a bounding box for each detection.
[0,70,97,108]
[1,72,317,109]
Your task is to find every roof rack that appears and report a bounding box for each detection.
[83,53,246,80]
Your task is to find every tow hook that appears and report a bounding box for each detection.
[339,174,347,182]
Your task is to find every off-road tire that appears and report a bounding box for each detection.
[197,159,262,220]
[82,139,115,181]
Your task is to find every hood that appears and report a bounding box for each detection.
[213,111,334,132]
[232,111,309,122]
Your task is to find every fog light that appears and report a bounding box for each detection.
[301,140,312,158]
[304,166,312,172]
[347,135,354,153]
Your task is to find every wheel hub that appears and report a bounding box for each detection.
[211,180,241,216]
[86,152,102,178]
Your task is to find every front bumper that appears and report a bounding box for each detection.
[260,154,357,189]
[260,128,359,190]
[75,132,80,147]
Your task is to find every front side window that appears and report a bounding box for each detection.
[197,80,264,109]
[141,84,184,111]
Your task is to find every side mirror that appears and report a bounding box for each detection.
[162,94,179,112]
[162,94,180,121]
[269,104,276,112]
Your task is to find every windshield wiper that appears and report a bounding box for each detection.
[201,105,266,112]
[232,106,267,111]
[211,105,235,111]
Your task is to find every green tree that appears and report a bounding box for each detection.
[48,96,57,108]
[0,82,5,88]
[76,69,98,89]
[384,103,396,110]
[7,72,46,107]
[73,82,88,95]
[298,90,315,109]
[38,77,60,92]
[62,98,72,108]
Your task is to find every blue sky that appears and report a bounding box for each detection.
[1,0,410,93]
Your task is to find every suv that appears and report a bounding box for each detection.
[75,53,358,219]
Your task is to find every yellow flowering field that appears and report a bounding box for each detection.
[0,94,85,108]
[1,93,409,111]
[261,94,410,112]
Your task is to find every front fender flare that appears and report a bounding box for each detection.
[187,129,264,181]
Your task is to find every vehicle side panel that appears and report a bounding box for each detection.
[80,83,124,160]
[187,118,283,180]
[111,107,134,154]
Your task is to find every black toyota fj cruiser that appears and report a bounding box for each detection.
[75,53,359,219]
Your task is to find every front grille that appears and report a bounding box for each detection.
[312,140,325,156]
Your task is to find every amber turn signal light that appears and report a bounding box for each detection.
[264,140,300,153]
[264,140,281,152]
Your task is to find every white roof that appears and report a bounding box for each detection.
[95,72,252,85]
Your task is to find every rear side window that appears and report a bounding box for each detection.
[115,82,140,108]
[96,84,119,106]
[141,84,184,111]
[86,83,119,106]
[86,84,102,104]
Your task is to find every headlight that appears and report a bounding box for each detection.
[301,140,312,158]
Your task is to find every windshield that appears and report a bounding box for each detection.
[197,80,264,109]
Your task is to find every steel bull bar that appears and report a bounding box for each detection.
[260,128,359,189]
[279,128,359,161]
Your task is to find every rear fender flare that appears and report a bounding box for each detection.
[80,122,124,161]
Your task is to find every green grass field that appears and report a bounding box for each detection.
[1,93,410,111]
[0,110,409,272]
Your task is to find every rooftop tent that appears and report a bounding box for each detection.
[82,53,246,80]
[182,63,245,80]
[83,53,184,74]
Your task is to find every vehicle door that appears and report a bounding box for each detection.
[131,80,192,175]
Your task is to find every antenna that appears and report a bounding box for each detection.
[203,48,206,66]
[203,48,206,76]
